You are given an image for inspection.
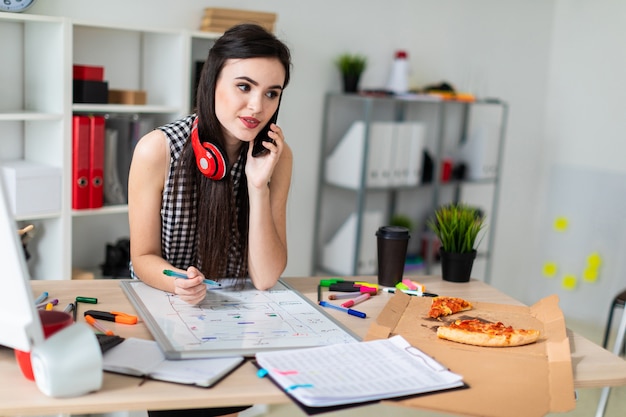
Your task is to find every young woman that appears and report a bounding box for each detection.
[127,23,292,417]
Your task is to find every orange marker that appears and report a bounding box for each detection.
[85,314,114,336]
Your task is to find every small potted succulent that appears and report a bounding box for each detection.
[335,53,367,93]
[427,203,486,282]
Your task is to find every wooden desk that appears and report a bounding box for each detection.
[0,276,624,416]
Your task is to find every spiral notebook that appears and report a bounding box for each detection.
[255,335,465,410]
[102,338,244,387]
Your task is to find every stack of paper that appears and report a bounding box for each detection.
[255,335,464,408]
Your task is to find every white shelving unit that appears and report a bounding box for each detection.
[312,92,508,283]
[0,13,221,280]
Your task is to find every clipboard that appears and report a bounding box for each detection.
[254,335,466,414]
[120,279,360,359]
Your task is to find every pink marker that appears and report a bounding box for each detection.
[402,279,426,292]
[359,286,377,294]
[402,279,417,290]
[341,293,371,308]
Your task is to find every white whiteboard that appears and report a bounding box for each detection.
[120,279,360,359]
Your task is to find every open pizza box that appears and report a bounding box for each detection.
[365,293,576,417]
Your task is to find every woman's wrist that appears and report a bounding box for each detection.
[248,181,271,200]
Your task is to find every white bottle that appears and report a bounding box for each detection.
[386,50,410,95]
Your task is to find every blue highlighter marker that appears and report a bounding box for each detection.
[162,269,221,287]
[318,300,366,319]
[34,291,48,305]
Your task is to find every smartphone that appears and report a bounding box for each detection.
[252,108,279,158]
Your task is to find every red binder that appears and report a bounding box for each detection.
[88,115,105,208]
[72,115,90,209]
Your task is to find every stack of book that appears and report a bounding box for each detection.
[200,8,277,33]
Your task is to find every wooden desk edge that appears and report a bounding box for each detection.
[0,276,623,416]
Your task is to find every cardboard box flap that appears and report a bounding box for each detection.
[531,294,568,340]
[366,293,576,417]
[365,290,410,341]
[531,295,576,411]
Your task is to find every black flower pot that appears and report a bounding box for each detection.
[342,73,361,93]
[439,249,476,283]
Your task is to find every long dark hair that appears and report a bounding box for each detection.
[176,24,291,280]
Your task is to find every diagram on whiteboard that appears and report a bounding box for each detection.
[122,280,359,359]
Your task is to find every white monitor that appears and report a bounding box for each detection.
[0,173,44,351]
[0,171,103,397]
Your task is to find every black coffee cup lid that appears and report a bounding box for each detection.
[376,226,410,239]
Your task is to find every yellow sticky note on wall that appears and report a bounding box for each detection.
[561,274,577,290]
[587,252,602,268]
[542,262,558,278]
[553,216,569,232]
[583,267,598,283]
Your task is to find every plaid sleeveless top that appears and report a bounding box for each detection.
[130,114,245,279]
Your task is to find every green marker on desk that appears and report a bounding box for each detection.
[319,278,353,287]
[76,296,98,304]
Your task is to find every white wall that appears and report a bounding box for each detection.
[525,0,626,323]
[28,0,623,324]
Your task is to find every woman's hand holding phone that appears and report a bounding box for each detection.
[252,113,279,157]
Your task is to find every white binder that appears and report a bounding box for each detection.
[392,122,425,186]
[325,121,424,188]
[322,211,383,275]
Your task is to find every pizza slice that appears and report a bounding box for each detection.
[437,319,540,347]
[427,296,473,319]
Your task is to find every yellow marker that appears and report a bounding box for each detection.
[45,302,54,311]
[542,262,558,278]
[583,267,598,283]
[587,252,602,268]
[561,274,577,290]
[553,216,569,232]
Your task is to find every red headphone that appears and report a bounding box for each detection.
[190,118,227,180]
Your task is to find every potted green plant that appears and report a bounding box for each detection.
[427,203,486,282]
[390,213,413,232]
[335,53,367,93]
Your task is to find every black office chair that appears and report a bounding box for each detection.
[596,289,626,417]
[602,289,626,355]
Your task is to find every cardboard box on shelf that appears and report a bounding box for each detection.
[366,293,576,417]
[200,7,276,33]
[108,89,147,105]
